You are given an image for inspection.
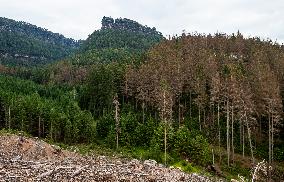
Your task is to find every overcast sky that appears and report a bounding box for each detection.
[0,0,283,42]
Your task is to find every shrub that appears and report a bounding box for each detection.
[96,114,114,140]
[150,122,175,153]
[173,126,211,166]
[119,111,138,146]
[132,116,156,147]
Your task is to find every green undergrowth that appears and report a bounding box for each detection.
[0,128,31,137]
[172,160,201,173]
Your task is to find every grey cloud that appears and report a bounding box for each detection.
[0,0,283,42]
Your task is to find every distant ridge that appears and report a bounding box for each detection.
[0,17,80,48]
[0,17,81,67]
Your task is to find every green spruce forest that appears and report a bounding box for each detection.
[0,16,283,180]
[0,17,81,66]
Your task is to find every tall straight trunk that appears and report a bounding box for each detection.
[116,129,119,150]
[38,116,41,137]
[259,119,262,138]
[218,102,221,164]
[245,112,254,164]
[199,106,201,131]
[163,90,167,165]
[212,104,215,125]
[135,98,138,110]
[42,119,45,138]
[142,101,145,124]
[240,119,242,151]
[231,106,234,163]
[21,119,24,131]
[203,109,206,128]
[178,98,181,127]
[164,123,167,165]
[271,113,274,166]
[114,101,119,150]
[268,112,271,166]
[240,119,244,158]
[256,119,261,148]
[4,107,6,128]
[212,149,215,165]
[190,91,192,119]
[226,100,230,166]
[8,106,11,130]
[145,102,148,113]
[268,112,271,181]
[242,122,245,158]
[50,122,53,140]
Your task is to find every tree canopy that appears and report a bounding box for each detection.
[0,17,81,67]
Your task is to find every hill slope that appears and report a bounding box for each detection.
[81,16,164,53]
[0,17,81,67]
[64,16,164,66]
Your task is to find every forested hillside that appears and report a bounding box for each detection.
[81,16,163,52]
[28,16,165,84]
[0,17,283,181]
[0,17,81,67]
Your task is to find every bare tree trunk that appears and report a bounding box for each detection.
[240,119,242,152]
[271,113,274,166]
[199,105,201,131]
[226,100,230,166]
[269,112,271,165]
[245,112,254,164]
[231,106,234,164]
[203,109,206,128]
[190,91,192,119]
[258,119,262,147]
[42,119,45,138]
[212,104,215,125]
[21,119,24,131]
[178,98,181,127]
[163,90,167,165]
[142,101,145,124]
[218,102,221,164]
[212,148,215,165]
[114,97,120,150]
[50,122,53,140]
[38,116,41,137]
[116,128,119,150]
[259,119,262,137]
[135,98,138,110]
[268,112,271,181]
[164,123,167,165]
[8,106,11,130]
[4,107,7,128]
[242,122,245,158]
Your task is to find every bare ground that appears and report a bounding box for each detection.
[0,134,222,182]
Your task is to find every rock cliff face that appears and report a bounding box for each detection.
[0,134,220,181]
[101,16,162,36]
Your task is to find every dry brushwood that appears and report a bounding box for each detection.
[0,134,224,182]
